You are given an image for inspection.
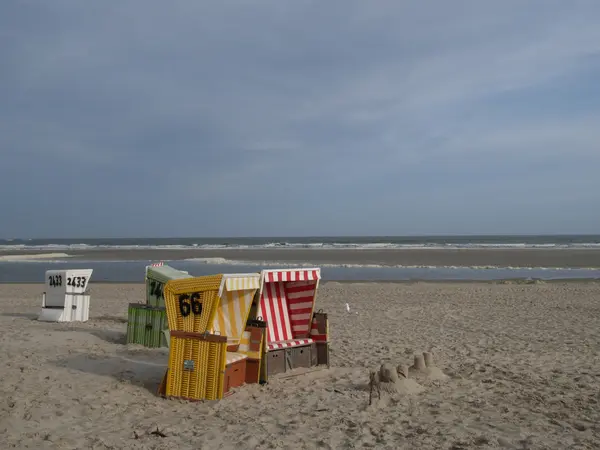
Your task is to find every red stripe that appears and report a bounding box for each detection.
[276,282,292,340]
[285,282,316,293]
[284,281,316,339]
[290,306,313,315]
[266,287,278,342]
[273,284,285,342]
[264,270,320,284]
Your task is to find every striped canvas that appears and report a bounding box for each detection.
[257,281,294,344]
[264,269,320,283]
[237,329,262,360]
[145,261,164,276]
[212,289,255,346]
[285,281,318,338]
[257,268,322,346]
[268,338,312,350]
[218,273,261,297]
[310,315,328,342]
[224,276,260,292]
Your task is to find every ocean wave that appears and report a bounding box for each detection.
[182,257,600,271]
[2,242,600,251]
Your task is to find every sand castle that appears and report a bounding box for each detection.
[368,351,447,404]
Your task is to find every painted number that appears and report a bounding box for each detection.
[149,281,164,299]
[48,275,62,287]
[178,293,202,317]
[67,276,87,288]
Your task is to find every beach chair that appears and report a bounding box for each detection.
[251,268,328,381]
[211,273,265,394]
[126,264,192,347]
[38,269,93,322]
[159,273,264,400]
[145,263,192,308]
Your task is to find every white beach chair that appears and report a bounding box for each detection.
[38,269,93,322]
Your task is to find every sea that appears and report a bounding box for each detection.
[1,235,600,283]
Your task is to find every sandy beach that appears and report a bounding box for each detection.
[1,281,599,449]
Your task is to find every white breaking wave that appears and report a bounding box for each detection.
[2,242,600,251]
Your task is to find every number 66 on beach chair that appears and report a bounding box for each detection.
[158,273,264,401]
[250,268,329,382]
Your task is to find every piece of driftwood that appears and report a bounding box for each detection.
[368,370,381,405]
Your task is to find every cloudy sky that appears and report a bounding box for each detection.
[1,1,599,238]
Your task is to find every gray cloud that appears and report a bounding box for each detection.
[1,0,600,237]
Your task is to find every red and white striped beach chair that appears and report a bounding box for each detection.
[252,268,329,381]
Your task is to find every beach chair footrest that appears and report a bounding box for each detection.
[315,342,329,367]
[223,358,247,397]
[245,358,261,384]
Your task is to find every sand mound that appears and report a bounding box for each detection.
[379,377,424,395]
[368,363,425,402]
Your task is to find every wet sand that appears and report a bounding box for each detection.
[2,248,600,268]
[1,281,599,449]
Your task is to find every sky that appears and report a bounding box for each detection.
[1,0,600,238]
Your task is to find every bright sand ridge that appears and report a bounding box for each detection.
[1,282,599,449]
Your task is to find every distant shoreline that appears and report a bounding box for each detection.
[2,278,599,285]
[1,247,600,268]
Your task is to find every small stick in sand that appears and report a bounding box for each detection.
[369,370,380,405]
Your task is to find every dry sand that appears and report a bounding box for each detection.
[1,281,600,449]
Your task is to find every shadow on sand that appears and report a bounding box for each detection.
[50,326,128,345]
[1,312,39,319]
[54,348,168,394]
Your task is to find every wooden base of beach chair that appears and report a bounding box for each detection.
[315,342,330,367]
[266,349,287,376]
[289,344,313,369]
[245,358,261,384]
[223,357,247,397]
[264,343,315,380]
